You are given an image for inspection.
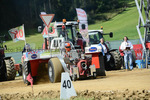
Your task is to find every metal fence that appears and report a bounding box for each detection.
[5,52,22,64]
[109,39,140,50]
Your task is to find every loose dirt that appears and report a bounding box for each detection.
[0,69,150,100]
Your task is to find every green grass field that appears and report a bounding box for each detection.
[4,1,144,52]
[89,6,139,41]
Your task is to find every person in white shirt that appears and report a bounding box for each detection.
[120,36,133,70]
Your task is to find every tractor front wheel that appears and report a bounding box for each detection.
[48,58,64,83]
[22,61,31,85]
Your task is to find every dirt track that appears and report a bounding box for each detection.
[0,69,150,99]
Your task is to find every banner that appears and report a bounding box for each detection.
[8,25,25,42]
[76,8,89,43]
[42,22,58,38]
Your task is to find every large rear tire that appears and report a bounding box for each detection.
[111,51,122,70]
[48,58,64,83]
[0,59,7,81]
[22,61,30,85]
[4,57,16,80]
[106,51,122,70]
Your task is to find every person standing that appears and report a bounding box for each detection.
[98,38,108,56]
[120,36,133,70]
[98,38,111,71]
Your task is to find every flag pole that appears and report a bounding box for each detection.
[47,26,52,57]
[23,24,26,45]
[23,24,27,52]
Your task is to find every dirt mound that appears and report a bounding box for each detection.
[0,69,150,99]
[75,89,150,100]
[0,89,150,100]
[0,90,59,100]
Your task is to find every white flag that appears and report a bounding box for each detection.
[8,25,25,42]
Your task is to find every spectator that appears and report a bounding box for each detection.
[98,38,108,56]
[22,43,32,54]
[98,38,111,70]
[120,36,133,71]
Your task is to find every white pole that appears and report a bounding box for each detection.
[23,24,27,52]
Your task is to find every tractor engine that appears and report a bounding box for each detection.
[70,51,92,77]
[77,60,89,76]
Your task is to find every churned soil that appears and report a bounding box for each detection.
[0,69,150,100]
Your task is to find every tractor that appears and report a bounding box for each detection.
[0,35,16,81]
[88,29,122,71]
[22,19,106,84]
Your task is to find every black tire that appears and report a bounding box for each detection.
[132,50,136,67]
[93,72,96,79]
[0,59,7,81]
[22,61,30,85]
[18,64,22,76]
[108,51,122,70]
[105,54,115,71]
[48,58,64,83]
[4,57,16,80]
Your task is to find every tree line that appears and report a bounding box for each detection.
[0,0,130,34]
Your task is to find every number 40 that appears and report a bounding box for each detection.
[63,80,71,89]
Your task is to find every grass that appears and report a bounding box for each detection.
[4,33,43,53]
[4,1,145,52]
[89,6,138,41]
[89,1,146,41]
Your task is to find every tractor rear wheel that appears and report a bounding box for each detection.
[108,51,122,70]
[4,57,16,80]
[48,58,64,83]
[22,61,30,85]
[0,59,7,81]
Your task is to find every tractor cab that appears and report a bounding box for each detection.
[88,30,113,51]
[56,21,78,44]
[43,20,85,51]
[88,30,104,45]
[88,30,113,45]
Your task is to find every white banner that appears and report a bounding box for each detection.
[76,8,89,43]
[76,8,87,21]
[8,25,25,42]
